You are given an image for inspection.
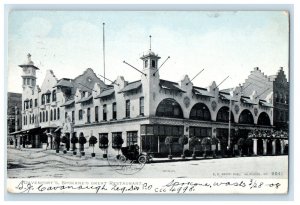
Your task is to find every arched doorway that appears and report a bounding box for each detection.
[257,112,271,126]
[156,98,183,118]
[189,103,211,121]
[239,109,254,124]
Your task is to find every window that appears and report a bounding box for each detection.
[112,103,117,119]
[99,133,108,143]
[50,110,53,121]
[145,60,148,68]
[125,100,130,118]
[32,114,34,124]
[238,109,254,124]
[189,127,212,138]
[139,97,144,116]
[103,105,107,121]
[29,99,32,108]
[46,111,48,121]
[72,111,74,122]
[39,112,42,123]
[46,94,50,103]
[57,108,60,119]
[65,112,68,120]
[112,132,122,148]
[34,99,38,107]
[216,107,234,123]
[79,110,83,120]
[151,60,156,68]
[41,94,45,105]
[52,90,57,102]
[25,101,29,109]
[54,109,56,120]
[127,131,138,146]
[95,106,99,122]
[189,103,211,121]
[156,98,183,118]
[87,108,91,123]
[43,111,45,122]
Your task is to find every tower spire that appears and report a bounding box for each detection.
[149,35,152,51]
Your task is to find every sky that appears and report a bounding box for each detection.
[7,11,289,93]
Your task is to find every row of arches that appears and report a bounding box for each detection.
[155,98,271,125]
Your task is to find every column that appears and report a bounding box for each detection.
[272,139,277,155]
[48,134,52,150]
[252,138,258,156]
[280,139,285,155]
[263,139,268,155]
[17,136,21,148]
[35,134,40,148]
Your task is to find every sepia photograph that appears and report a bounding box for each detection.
[6,10,289,194]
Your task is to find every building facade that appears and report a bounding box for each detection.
[12,50,288,157]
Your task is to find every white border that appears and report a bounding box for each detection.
[1,0,298,203]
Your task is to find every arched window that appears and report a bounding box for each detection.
[156,98,183,118]
[57,108,60,119]
[52,90,57,102]
[190,103,211,121]
[216,106,234,122]
[257,112,271,126]
[238,109,254,124]
[50,110,53,121]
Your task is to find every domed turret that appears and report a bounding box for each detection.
[19,53,39,89]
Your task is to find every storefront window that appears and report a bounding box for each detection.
[127,131,138,146]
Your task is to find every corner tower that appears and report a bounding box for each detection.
[19,53,39,89]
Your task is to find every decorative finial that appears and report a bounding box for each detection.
[27,53,31,59]
[149,35,152,51]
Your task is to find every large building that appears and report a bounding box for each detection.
[11,49,288,157]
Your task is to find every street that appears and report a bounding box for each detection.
[7,148,288,179]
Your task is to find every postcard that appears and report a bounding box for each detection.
[6,10,289,194]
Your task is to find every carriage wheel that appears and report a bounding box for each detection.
[138,155,147,164]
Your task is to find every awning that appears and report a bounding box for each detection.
[76,95,93,103]
[219,93,237,101]
[259,100,273,108]
[9,130,26,135]
[10,127,41,135]
[54,127,61,132]
[118,81,142,93]
[240,97,257,105]
[61,99,75,107]
[45,90,51,94]
[193,88,215,98]
[95,88,115,99]
[159,79,185,93]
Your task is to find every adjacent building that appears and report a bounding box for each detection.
[7,92,22,145]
